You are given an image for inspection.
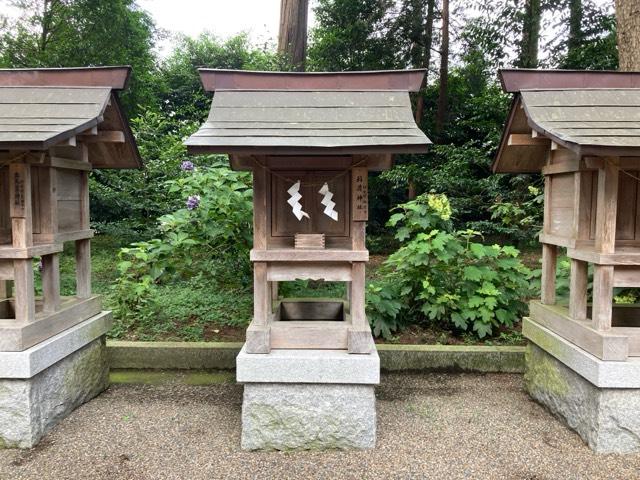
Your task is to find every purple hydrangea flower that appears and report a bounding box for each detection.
[181,160,195,172]
[37,260,43,272]
[186,195,201,210]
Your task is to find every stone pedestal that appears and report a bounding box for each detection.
[236,346,379,450]
[523,317,640,453]
[0,311,112,448]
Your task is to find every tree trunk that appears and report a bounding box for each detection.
[409,0,435,200]
[567,0,583,54]
[616,0,640,71]
[518,0,541,68]
[414,0,435,125]
[435,0,449,136]
[278,0,309,71]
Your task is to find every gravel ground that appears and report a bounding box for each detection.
[1,372,640,480]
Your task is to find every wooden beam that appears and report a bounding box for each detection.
[267,263,352,282]
[59,136,76,147]
[527,303,628,361]
[508,133,550,146]
[78,130,125,143]
[585,156,640,170]
[80,126,98,136]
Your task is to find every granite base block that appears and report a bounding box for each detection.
[0,336,109,449]
[525,342,640,454]
[241,382,376,450]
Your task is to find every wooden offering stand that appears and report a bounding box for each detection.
[0,67,141,351]
[495,68,640,361]
[186,69,432,354]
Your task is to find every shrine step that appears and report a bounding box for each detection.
[270,319,350,350]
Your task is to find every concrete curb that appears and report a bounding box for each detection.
[107,341,525,373]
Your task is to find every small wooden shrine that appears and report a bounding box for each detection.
[186,69,431,354]
[495,69,640,361]
[0,66,140,351]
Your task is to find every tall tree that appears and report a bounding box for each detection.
[435,0,449,136]
[278,0,309,71]
[412,0,436,125]
[517,0,541,68]
[567,0,584,53]
[615,0,640,71]
[0,0,157,114]
[308,0,398,71]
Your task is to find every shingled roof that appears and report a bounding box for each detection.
[0,67,140,169]
[185,69,431,156]
[494,69,640,173]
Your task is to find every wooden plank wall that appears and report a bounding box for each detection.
[549,173,575,237]
[57,169,82,232]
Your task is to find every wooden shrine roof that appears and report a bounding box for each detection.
[0,67,140,169]
[185,70,432,155]
[494,69,640,173]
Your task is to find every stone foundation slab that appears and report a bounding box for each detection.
[0,312,112,449]
[241,383,376,450]
[237,345,380,384]
[525,320,640,454]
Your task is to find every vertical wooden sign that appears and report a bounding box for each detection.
[351,167,368,221]
[10,164,27,218]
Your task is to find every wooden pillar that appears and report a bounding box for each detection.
[541,244,557,305]
[253,262,269,325]
[595,157,619,254]
[247,261,271,353]
[350,263,366,330]
[13,259,35,323]
[42,254,61,313]
[569,259,588,320]
[9,163,33,248]
[348,165,371,353]
[41,165,61,311]
[75,147,91,298]
[75,240,91,298]
[9,163,35,323]
[540,167,557,305]
[245,158,271,353]
[39,166,58,239]
[271,281,279,302]
[591,157,619,330]
[592,265,614,331]
[252,160,268,251]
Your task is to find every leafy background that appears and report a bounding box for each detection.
[0,0,620,343]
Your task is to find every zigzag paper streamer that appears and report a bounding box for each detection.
[287,180,310,221]
[319,182,338,221]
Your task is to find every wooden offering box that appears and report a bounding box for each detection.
[186,69,431,353]
[495,69,640,361]
[0,67,140,351]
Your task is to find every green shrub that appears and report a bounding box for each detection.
[112,161,253,326]
[367,193,533,339]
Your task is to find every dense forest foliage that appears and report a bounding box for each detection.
[0,0,624,341]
